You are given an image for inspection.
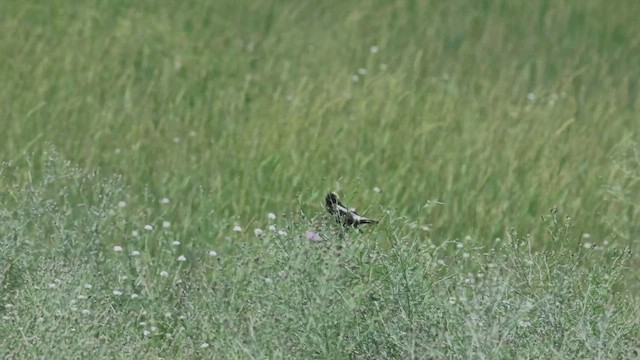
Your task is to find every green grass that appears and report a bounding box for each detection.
[1,0,639,358]
[1,154,638,358]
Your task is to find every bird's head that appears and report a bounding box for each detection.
[325,192,339,208]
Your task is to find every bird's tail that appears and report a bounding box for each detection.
[360,218,378,224]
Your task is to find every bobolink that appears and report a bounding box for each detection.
[325,192,378,228]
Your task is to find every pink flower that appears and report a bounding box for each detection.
[305,231,322,241]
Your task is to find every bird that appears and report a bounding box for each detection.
[325,192,378,228]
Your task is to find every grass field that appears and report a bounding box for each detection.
[1,0,639,358]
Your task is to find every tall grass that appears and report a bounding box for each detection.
[2,0,638,241]
[1,153,638,358]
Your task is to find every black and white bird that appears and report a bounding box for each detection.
[325,192,378,228]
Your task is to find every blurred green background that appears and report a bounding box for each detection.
[2,0,639,243]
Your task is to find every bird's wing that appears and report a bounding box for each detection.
[351,213,366,221]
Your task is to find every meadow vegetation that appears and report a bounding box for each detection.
[1,0,639,358]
